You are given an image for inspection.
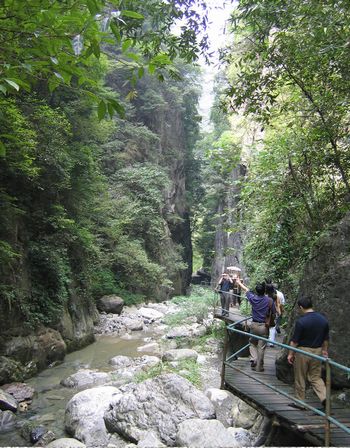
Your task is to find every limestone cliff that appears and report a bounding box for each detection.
[276,212,350,387]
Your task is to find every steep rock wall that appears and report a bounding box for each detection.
[276,212,350,387]
[212,164,247,282]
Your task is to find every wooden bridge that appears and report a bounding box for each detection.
[216,310,350,447]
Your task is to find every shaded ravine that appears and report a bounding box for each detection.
[0,331,156,446]
[0,301,225,447]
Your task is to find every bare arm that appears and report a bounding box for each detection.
[236,279,249,293]
[322,340,329,358]
[288,341,298,365]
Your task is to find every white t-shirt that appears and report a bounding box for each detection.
[276,290,285,305]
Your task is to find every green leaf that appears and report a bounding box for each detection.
[0,84,7,95]
[138,67,144,78]
[126,52,140,62]
[148,63,156,75]
[107,102,114,118]
[91,39,101,58]
[98,100,107,120]
[121,10,144,20]
[109,99,125,118]
[4,79,19,91]
[122,39,133,52]
[0,140,6,157]
[110,22,121,42]
[86,0,100,15]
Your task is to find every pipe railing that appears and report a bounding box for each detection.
[224,323,350,446]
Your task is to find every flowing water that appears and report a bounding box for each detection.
[0,330,156,447]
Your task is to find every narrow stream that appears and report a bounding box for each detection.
[0,330,156,447]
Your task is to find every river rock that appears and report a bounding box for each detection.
[60,369,111,388]
[227,427,254,447]
[176,418,239,448]
[98,296,124,314]
[138,307,164,321]
[30,425,47,443]
[137,430,165,447]
[104,373,215,446]
[0,410,17,433]
[162,349,198,362]
[205,388,236,427]
[34,429,56,446]
[47,438,86,448]
[0,389,17,412]
[122,317,144,332]
[2,382,35,402]
[137,342,160,354]
[0,356,25,385]
[2,328,66,372]
[109,355,133,368]
[109,356,161,384]
[165,324,206,339]
[65,386,121,447]
[146,303,169,314]
[231,396,261,430]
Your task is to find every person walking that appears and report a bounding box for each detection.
[217,273,233,316]
[265,283,282,347]
[265,278,285,334]
[287,297,329,408]
[236,279,276,372]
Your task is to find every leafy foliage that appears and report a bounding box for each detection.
[0,0,209,119]
[218,0,350,291]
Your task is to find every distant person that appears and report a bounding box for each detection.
[231,275,242,307]
[265,283,281,347]
[287,297,329,408]
[265,278,285,333]
[236,279,276,372]
[217,273,233,316]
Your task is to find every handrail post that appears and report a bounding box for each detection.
[220,325,229,389]
[325,359,332,447]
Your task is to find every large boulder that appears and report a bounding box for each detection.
[0,410,17,433]
[60,369,111,388]
[0,389,17,412]
[109,356,161,385]
[104,373,216,446]
[176,418,238,448]
[47,438,86,448]
[137,307,164,322]
[97,296,124,314]
[165,324,206,339]
[2,382,35,402]
[0,357,26,385]
[276,212,350,387]
[231,396,263,431]
[65,386,121,447]
[205,388,236,427]
[0,328,66,373]
[162,349,198,362]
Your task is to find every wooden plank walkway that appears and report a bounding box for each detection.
[217,310,350,447]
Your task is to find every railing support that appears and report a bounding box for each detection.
[325,359,332,447]
[220,326,229,389]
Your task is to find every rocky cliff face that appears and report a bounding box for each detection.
[276,212,350,387]
[211,164,247,282]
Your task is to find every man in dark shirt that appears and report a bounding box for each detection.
[236,279,276,372]
[288,297,329,406]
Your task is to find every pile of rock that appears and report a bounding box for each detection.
[63,373,263,448]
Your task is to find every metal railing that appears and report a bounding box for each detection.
[223,317,350,446]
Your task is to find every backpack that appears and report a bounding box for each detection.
[265,297,276,328]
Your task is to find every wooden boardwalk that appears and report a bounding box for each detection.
[218,310,350,447]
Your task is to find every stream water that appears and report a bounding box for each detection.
[0,330,156,447]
